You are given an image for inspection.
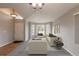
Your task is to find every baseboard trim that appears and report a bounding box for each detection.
[63,47,75,56]
[0,41,13,47]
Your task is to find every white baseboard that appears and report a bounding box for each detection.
[0,41,13,47]
[64,47,75,56]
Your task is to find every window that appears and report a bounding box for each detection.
[46,23,51,35]
[31,24,35,36]
[36,24,45,35]
[54,24,60,34]
[29,22,52,39]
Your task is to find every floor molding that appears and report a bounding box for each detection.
[64,47,75,56]
[0,41,13,47]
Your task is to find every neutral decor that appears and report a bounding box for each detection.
[26,37,48,54]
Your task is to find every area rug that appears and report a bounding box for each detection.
[7,41,72,56]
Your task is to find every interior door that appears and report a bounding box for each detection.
[15,21,24,41]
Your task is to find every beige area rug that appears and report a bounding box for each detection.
[26,39,67,52]
[7,41,72,56]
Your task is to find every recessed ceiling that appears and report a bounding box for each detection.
[0,3,79,20]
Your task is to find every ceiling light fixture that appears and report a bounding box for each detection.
[29,3,45,9]
[10,8,17,17]
[10,14,17,17]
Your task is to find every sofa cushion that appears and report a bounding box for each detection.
[54,40,64,47]
[49,33,56,37]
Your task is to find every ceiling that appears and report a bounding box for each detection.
[0,3,79,20]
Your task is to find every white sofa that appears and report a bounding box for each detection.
[27,37,48,54]
[46,36,62,47]
[46,37,57,46]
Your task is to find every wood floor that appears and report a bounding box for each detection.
[0,42,21,56]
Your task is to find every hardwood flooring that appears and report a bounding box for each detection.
[0,42,21,56]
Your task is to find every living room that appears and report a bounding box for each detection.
[0,3,79,56]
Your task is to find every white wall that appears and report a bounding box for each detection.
[54,5,79,56]
[75,14,79,44]
[25,11,53,41]
[0,13,13,47]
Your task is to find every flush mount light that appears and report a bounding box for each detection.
[29,3,45,9]
[10,14,17,17]
[10,8,17,17]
